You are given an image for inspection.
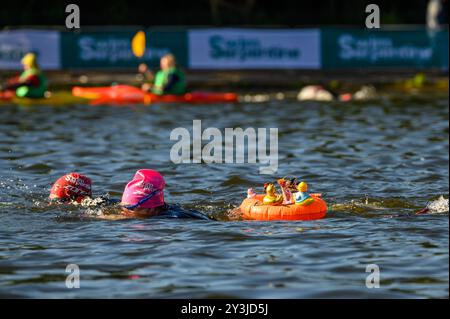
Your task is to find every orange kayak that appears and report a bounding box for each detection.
[72,85,239,105]
[0,91,14,102]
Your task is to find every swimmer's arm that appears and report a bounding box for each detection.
[3,78,36,90]
[95,214,131,221]
[222,207,243,221]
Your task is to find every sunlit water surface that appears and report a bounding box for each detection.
[0,92,448,298]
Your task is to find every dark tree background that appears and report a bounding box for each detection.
[0,0,431,28]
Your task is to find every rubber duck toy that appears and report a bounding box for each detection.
[247,188,256,199]
[263,183,283,205]
[294,182,315,206]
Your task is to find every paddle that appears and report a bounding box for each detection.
[131,30,146,58]
[132,30,154,99]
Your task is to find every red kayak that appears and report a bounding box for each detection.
[0,91,14,102]
[72,85,239,105]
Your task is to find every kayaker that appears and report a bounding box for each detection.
[138,54,186,95]
[0,53,48,98]
[120,169,209,219]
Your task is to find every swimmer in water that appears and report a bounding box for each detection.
[49,170,209,220]
[120,169,167,218]
[49,172,92,203]
[119,169,209,220]
[49,172,115,206]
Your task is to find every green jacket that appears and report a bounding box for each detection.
[16,68,47,98]
[152,67,186,95]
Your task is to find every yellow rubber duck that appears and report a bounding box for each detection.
[294,182,315,206]
[263,183,283,205]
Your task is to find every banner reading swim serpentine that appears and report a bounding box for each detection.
[188,28,321,69]
[321,28,449,69]
[2,28,447,70]
[60,30,188,68]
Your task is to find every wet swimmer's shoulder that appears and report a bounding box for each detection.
[120,203,210,220]
[160,204,210,220]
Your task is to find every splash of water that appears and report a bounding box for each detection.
[426,196,449,214]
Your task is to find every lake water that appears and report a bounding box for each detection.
[0,92,448,298]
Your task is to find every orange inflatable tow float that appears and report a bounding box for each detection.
[240,194,327,221]
[239,180,327,221]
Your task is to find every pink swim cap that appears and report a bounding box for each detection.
[121,169,165,209]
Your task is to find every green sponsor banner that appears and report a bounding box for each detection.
[322,28,449,69]
[61,30,187,69]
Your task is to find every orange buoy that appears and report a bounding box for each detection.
[240,194,327,221]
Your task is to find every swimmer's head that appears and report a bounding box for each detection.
[160,53,176,70]
[339,93,353,102]
[121,169,165,211]
[298,181,308,193]
[49,173,92,203]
